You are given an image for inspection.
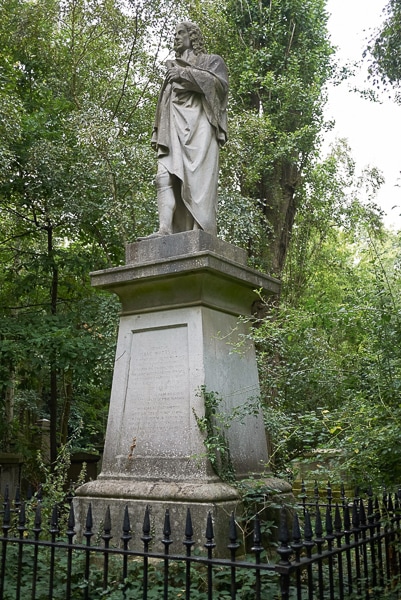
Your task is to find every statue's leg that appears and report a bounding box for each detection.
[156,165,176,235]
[172,181,202,232]
[137,166,177,240]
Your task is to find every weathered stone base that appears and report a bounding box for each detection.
[73,479,242,555]
[73,476,293,556]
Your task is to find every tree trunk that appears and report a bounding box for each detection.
[60,371,73,446]
[48,226,58,467]
[263,160,300,276]
[3,366,15,452]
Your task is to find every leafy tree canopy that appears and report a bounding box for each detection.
[365,0,401,98]
[251,141,401,487]
[0,0,183,467]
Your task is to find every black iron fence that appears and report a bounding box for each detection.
[0,484,400,599]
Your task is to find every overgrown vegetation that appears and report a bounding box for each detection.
[193,387,236,485]
[1,540,281,600]
[257,199,401,488]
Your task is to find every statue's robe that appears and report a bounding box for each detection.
[152,49,228,235]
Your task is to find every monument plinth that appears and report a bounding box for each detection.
[74,231,283,550]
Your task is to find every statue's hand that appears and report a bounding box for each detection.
[166,66,183,83]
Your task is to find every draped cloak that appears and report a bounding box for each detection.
[151,50,228,235]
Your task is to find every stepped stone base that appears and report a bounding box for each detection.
[74,479,241,554]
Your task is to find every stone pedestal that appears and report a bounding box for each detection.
[74,231,284,552]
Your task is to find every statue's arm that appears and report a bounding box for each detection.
[166,66,203,92]
[167,56,228,97]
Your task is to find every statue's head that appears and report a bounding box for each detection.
[175,21,206,56]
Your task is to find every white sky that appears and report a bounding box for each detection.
[324,0,401,230]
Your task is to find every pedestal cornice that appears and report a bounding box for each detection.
[90,232,280,316]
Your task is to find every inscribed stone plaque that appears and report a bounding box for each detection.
[124,324,190,457]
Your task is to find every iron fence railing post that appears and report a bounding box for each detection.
[48,504,59,600]
[302,509,315,600]
[340,482,346,508]
[314,505,325,597]
[395,492,401,579]
[162,509,173,600]
[0,499,10,600]
[183,508,194,600]
[276,507,292,600]
[83,503,94,600]
[343,503,354,597]
[387,493,398,580]
[314,481,319,505]
[358,498,370,600]
[14,488,21,512]
[31,503,42,600]
[291,512,303,600]
[227,512,240,600]
[66,503,76,600]
[375,496,385,589]
[251,514,263,600]
[334,503,345,600]
[16,502,27,600]
[2,487,9,514]
[102,506,113,592]
[383,493,392,583]
[204,512,216,600]
[121,504,132,599]
[299,480,307,516]
[351,500,362,597]
[367,495,377,590]
[141,505,152,600]
[325,505,335,600]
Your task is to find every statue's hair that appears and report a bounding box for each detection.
[177,21,206,55]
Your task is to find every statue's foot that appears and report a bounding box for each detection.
[137,230,171,241]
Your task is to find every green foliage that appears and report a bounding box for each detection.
[36,429,86,501]
[0,542,281,600]
[0,0,182,466]
[284,139,384,305]
[254,213,401,486]
[365,0,401,96]
[193,387,236,484]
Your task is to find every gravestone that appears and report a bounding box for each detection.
[74,231,290,552]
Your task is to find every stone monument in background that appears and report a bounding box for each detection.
[74,21,291,551]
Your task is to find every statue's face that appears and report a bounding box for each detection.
[174,24,191,53]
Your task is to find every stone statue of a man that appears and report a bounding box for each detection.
[144,21,228,238]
